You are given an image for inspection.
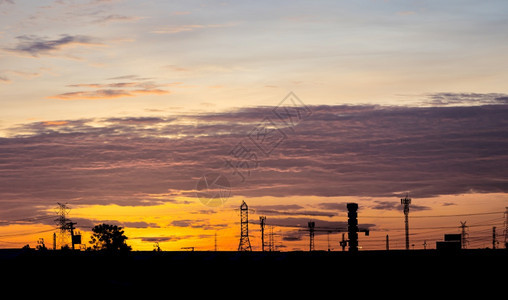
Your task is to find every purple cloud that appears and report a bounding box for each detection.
[7,34,100,57]
[1,102,507,220]
[138,236,190,242]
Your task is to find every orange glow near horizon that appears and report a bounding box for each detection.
[1,193,505,251]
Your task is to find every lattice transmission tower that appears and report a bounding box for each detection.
[460,221,469,249]
[238,200,252,251]
[54,202,70,249]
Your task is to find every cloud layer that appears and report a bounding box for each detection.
[6,34,101,57]
[48,77,170,100]
[1,103,507,221]
[422,93,508,106]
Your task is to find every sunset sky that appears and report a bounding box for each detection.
[1,0,507,251]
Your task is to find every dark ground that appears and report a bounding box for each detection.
[1,249,505,293]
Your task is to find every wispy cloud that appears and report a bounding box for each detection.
[6,70,41,79]
[49,89,133,100]
[5,34,102,57]
[48,76,170,100]
[151,23,236,34]
[107,75,152,81]
[138,236,189,242]
[316,202,348,211]
[0,75,10,83]
[254,204,336,217]
[171,11,191,16]
[48,89,169,100]
[170,219,197,227]
[423,92,508,106]
[152,24,205,34]
[370,201,430,211]
[169,219,227,231]
[0,70,42,84]
[397,11,416,16]
[93,14,143,24]
[164,65,190,72]
[123,221,160,228]
[42,121,69,126]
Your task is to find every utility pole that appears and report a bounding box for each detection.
[66,221,77,250]
[460,221,468,249]
[504,207,508,249]
[423,240,427,250]
[401,194,411,250]
[214,232,217,251]
[53,232,56,250]
[269,226,274,251]
[339,233,347,251]
[238,200,252,251]
[492,226,497,249]
[327,231,331,251]
[386,235,389,251]
[308,221,315,251]
[259,216,266,252]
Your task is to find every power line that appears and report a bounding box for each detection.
[379,222,504,231]
[0,215,55,225]
[0,228,56,238]
[0,239,24,245]
[361,211,504,219]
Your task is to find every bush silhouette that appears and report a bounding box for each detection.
[89,223,131,252]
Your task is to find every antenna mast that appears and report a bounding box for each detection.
[401,194,411,250]
[308,221,315,251]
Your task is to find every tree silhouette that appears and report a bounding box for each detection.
[89,223,131,252]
